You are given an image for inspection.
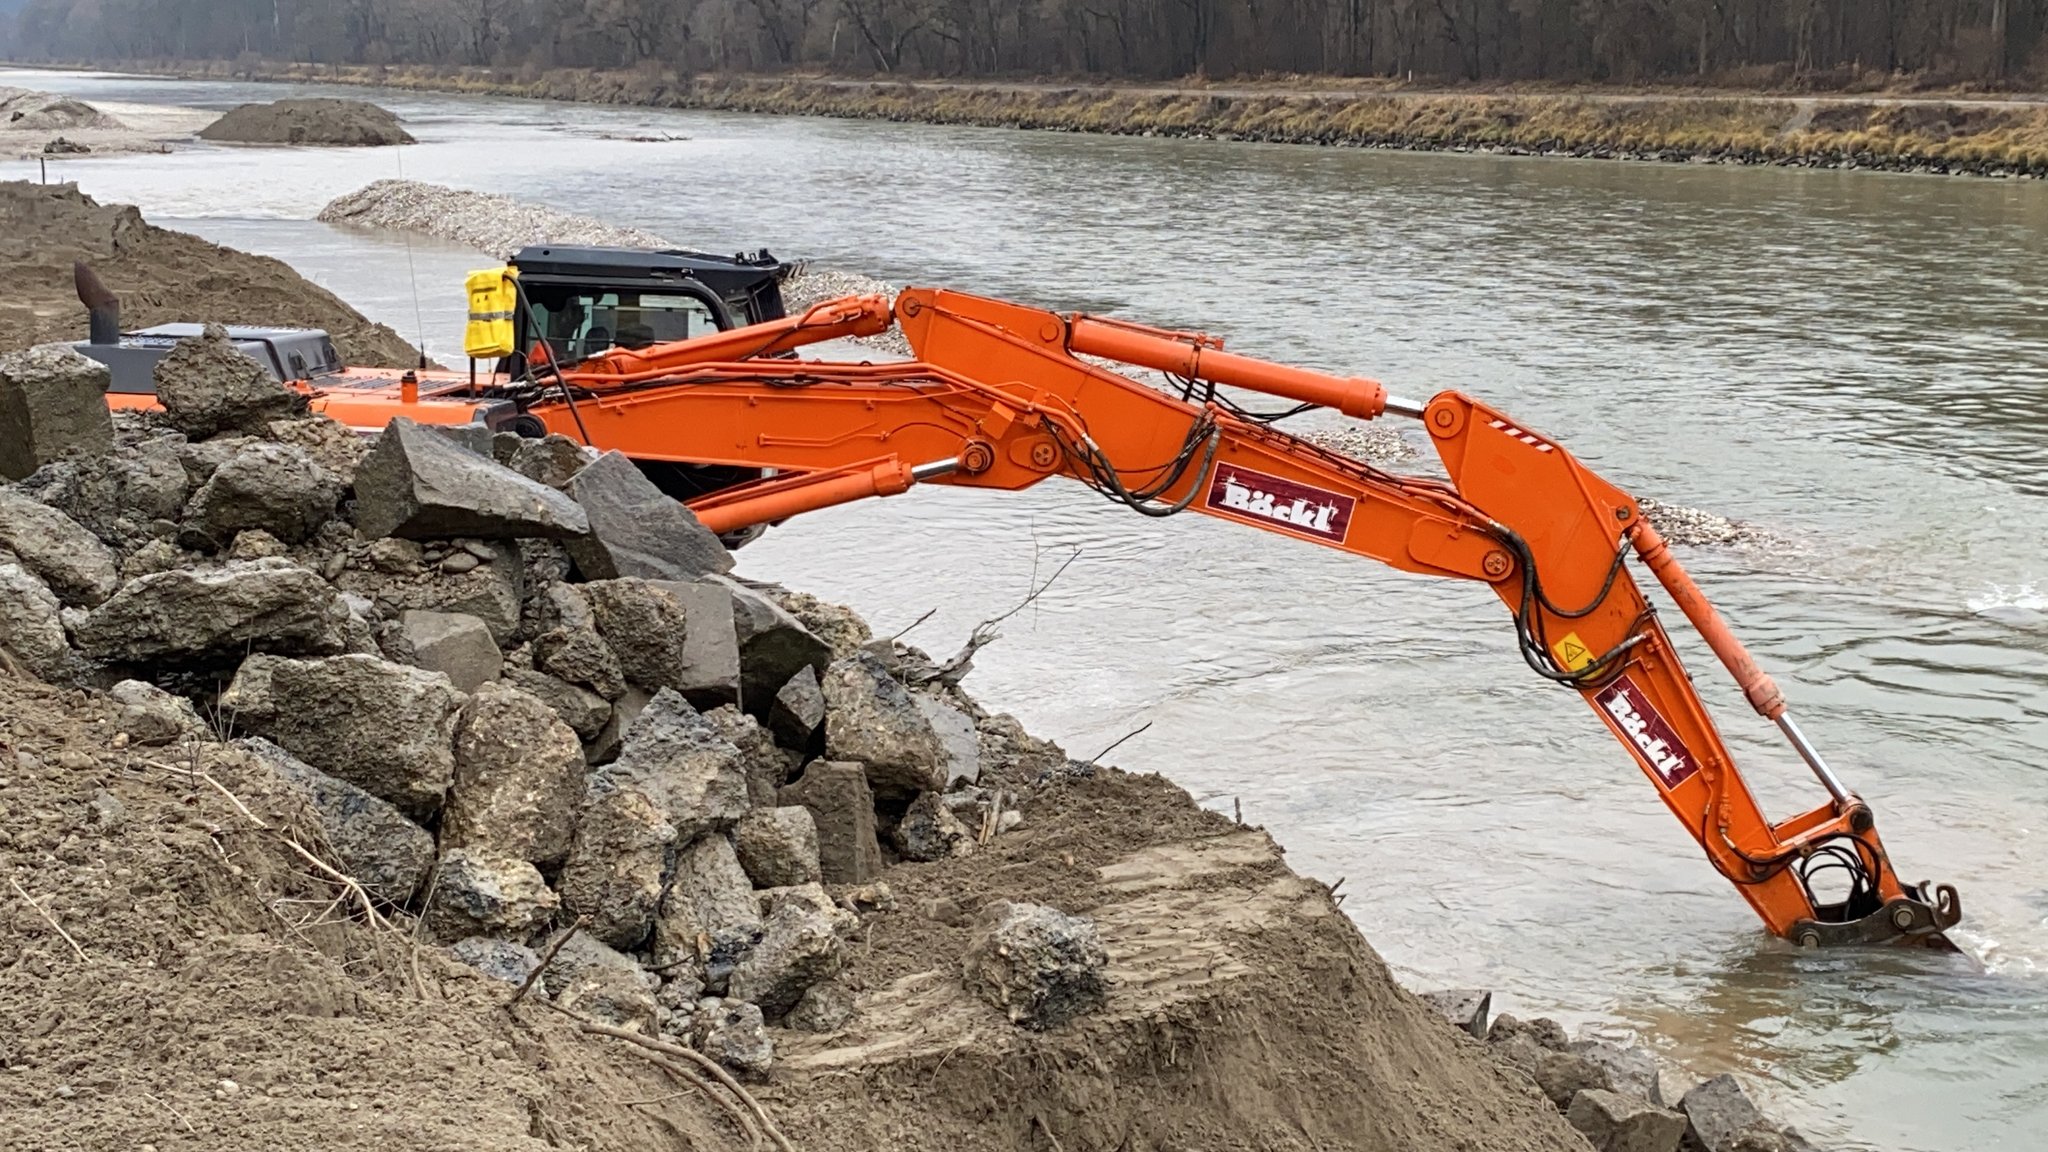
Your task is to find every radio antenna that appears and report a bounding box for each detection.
[392,131,428,370]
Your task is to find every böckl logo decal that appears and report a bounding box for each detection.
[1596,675,1699,789]
[1205,466,1355,542]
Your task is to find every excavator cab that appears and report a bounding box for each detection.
[496,244,792,373]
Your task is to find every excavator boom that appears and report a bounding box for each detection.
[523,287,1960,950]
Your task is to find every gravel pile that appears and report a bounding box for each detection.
[1638,497,1785,549]
[0,87,122,131]
[1299,424,1418,466]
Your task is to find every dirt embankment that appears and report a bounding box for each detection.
[0,180,425,368]
[2,84,214,158]
[198,97,415,147]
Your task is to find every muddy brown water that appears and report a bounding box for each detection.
[5,67,2044,1152]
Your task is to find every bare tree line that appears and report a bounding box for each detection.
[6,0,2046,86]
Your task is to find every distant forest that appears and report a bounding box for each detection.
[5,0,2046,87]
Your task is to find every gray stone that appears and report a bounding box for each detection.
[778,761,884,885]
[652,578,741,709]
[508,434,593,489]
[618,689,749,841]
[556,766,677,950]
[890,791,975,862]
[348,539,525,646]
[1495,1039,1613,1109]
[755,881,858,932]
[365,537,424,575]
[225,529,288,560]
[976,714,1069,781]
[822,653,945,796]
[768,666,825,749]
[1417,988,1491,1039]
[443,681,586,869]
[184,442,340,548]
[960,901,1109,1031]
[1651,1066,1698,1110]
[423,848,559,942]
[265,416,369,487]
[0,487,117,606]
[580,578,695,694]
[1680,1075,1772,1152]
[767,590,871,661]
[732,807,821,889]
[500,667,612,742]
[915,693,981,787]
[441,551,479,575]
[1489,1013,1571,1051]
[783,979,856,1034]
[237,737,434,905]
[76,559,353,664]
[538,582,595,633]
[221,653,466,819]
[1571,1039,1659,1103]
[0,561,75,682]
[107,679,208,746]
[395,610,502,693]
[175,435,254,490]
[694,999,773,1080]
[152,323,309,438]
[428,422,495,458]
[653,834,763,981]
[728,897,846,1018]
[564,451,733,582]
[448,936,541,985]
[1567,1089,1689,1152]
[582,685,652,767]
[352,418,590,540]
[534,626,628,700]
[538,931,659,1031]
[0,343,113,482]
[719,578,832,719]
[701,704,798,807]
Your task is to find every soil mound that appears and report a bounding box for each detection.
[0,181,425,368]
[198,98,415,147]
[0,86,123,131]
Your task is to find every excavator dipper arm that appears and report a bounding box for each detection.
[531,288,1960,949]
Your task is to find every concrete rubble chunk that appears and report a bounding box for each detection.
[0,561,76,682]
[266,416,370,486]
[0,343,114,482]
[556,766,677,950]
[822,653,946,796]
[617,689,749,842]
[890,790,976,862]
[152,323,310,438]
[1417,988,1492,1039]
[960,901,1110,1031]
[720,577,832,718]
[564,450,733,583]
[581,578,688,693]
[184,441,341,548]
[237,737,434,905]
[1567,1089,1690,1152]
[653,834,764,982]
[783,979,856,1034]
[768,665,826,749]
[448,936,540,985]
[702,704,798,807]
[221,652,466,819]
[977,713,1070,781]
[500,667,612,742]
[1680,1074,1773,1152]
[915,693,981,787]
[732,807,821,889]
[108,679,208,746]
[76,559,352,663]
[728,896,847,1018]
[0,487,118,606]
[393,610,502,693]
[540,932,659,1032]
[423,848,559,942]
[777,760,884,885]
[443,680,586,869]
[507,434,591,489]
[533,625,628,700]
[652,578,741,709]
[1571,1038,1659,1103]
[693,999,773,1080]
[352,417,590,540]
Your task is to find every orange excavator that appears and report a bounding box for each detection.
[93,268,1964,950]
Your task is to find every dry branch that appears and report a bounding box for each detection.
[9,877,88,962]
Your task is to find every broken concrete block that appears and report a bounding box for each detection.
[183,441,341,547]
[961,901,1109,1031]
[500,667,612,742]
[507,434,591,489]
[1417,988,1491,1039]
[392,610,502,693]
[728,896,846,1018]
[768,665,825,749]
[732,807,821,889]
[617,689,749,837]
[448,936,541,985]
[890,791,975,862]
[423,848,559,942]
[237,737,434,905]
[653,834,764,981]
[1571,1039,1659,1103]
[0,561,76,682]
[533,625,628,700]
[720,578,832,718]
[653,578,741,709]
[915,693,981,787]
[75,559,352,663]
[556,767,678,951]
[221,652,466,819]
[783,979,856,1034]
[108,679,209,746]
[352,418,589,540]
[581,577,688,693]
[564,451,732,583]
[0,487,117,606]
[1680,1075,1772,1152]
[701,704,799,807]
[777,760,884,885]
[443,681,586,869]
[226,529,288,560]
[0,343,113,482]
[694,999,773,1080]
[152,322,308,438]
[822,652,945,796]
[1567,1089,1689,1152]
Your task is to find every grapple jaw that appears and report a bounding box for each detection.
[1791,881,1962,951]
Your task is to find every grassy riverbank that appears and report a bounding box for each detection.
[65,60,2048,177]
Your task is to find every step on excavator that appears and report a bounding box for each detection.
[82,261,1964,951]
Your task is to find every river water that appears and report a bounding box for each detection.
[4,67,2043,1152]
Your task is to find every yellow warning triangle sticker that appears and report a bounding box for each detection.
[1553,632,1593,672]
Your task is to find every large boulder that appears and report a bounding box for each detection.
[422,848,559,942]
[0,561,75,682]
[719,578,832,717]
[616,689,749,840]
[267,416,370,487]
[728,897,845,1018]
[220,652,466,819]
[152,323,309,438]
[14,439,186,547]
[1493,1036,1613,1109]
[652,578,742,709]
[0,343,113,482]
[107,679,208,746]
[183,441,341,548]
[768,665,825,749]
[652,834,762,982]
[0,487,117,606]
[777,761,884,885]
[237,737,434,905]
[353,418,589,540]
[442,681,586,869]
[822,653,945,796]
[960,901,1109,1031]
[1679,1075,1773,1152]
[389,610,501,693]
[500,667,612,742]
[701,704,798,807]
[581,578,688,693]
[75,559,353,664]
[563,450,733,582]
[732,807,820,889]
[505,434,591,489]
[915,694,982,788]
[533,626,628,700]
[767,590,871,661]
[1567,1089,1688,1152]
[1571,1039,1659,1103]
[555,765,677,950]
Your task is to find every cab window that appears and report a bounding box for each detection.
[526,289,720,362]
